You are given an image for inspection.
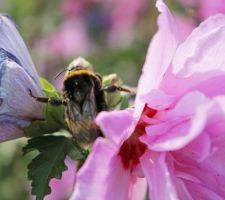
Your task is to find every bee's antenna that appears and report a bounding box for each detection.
[54,69,67,80]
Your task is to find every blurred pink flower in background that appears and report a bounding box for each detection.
[61,0,91,17]
[38,0,148,58]
[46,19,91,57]
[176,0,225,40]
[105,0,148,48]
[180,0,225,20]
[70,0,225,199]
[45,0,225,57]
[173,15,195,41]
[198,0,225,19]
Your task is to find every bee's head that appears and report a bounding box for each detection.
[55,57,93,80]
[67,57,93,72]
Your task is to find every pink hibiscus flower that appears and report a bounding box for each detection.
[70,0,225,199]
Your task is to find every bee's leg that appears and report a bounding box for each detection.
[102,85,136,94]
[28,89,65,106]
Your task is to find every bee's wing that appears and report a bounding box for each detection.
[65,87,100,143]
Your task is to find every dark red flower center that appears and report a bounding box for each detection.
[118,105,156,170]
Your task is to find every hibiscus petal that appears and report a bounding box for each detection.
[184,182,225,200]
[129,177,147,200]
[70,138,131,200]
[190,97,225,178]
[172,132,211,165]
[0,15,40,86]
[0,59,43,120]
[141,92,209,151]
[96,109,135,146]
[160,67,225,101]
[45,158,76,200]
[140,152,179,200]
[135,0,179,116]
[168,91,207,117]
[143,96,225,198]
[173,14,225,77]
[0,123,24,142]
[141,89,175,110]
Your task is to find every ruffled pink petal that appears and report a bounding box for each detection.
[173,148,225,199]
[141,92,209,151]
[172,14,225,77]
[189,97,225,179]
[135,0,179,117]
[70,138,132,200]
[129,177,147,200]
[160,69,225,101]
[184,182,225,200]
[141,89,175,110]
[96,109,135,146]
[159,15,225,99]
[167,91,207,117]
[174,132,211,163]
[140,151,179,200]
[167,97,225,198]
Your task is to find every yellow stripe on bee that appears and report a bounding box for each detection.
[64,69,95,81]
[65,118,73,130]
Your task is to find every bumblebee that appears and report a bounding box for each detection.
[29,57,133,145]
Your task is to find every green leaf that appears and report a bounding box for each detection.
[102,74,134,109]
[25,78,66,137]
[119,94,131,110]
[39,78,56,91]
[24,135,88,200]
[102,74,123,108]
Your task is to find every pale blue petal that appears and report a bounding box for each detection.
[0,123,24,142]
[0,14,41,89]
[0,114,29,127]
[0,59,43,120]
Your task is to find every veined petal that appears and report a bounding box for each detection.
[160,68,225,101]
[0,14,41,88]
[129,177,147,200]
[141,92,209,151]
[0,123,24,142]
[173,14,225,77]
[95,109,135,146]
[0,59,43,120]
[135,0,179,116]
[141,89,175,110]
[141,94,225,199]
[70,138,131,200]
[140,152,179,200]
[184,182,225,200]
[171,97,225,198]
